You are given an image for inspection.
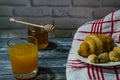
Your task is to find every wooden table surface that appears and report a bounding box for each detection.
[0,38,72,80]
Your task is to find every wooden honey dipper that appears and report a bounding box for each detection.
[9,18,55,32]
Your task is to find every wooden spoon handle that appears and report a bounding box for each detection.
[10,18,44,28]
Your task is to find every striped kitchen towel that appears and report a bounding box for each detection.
[66,9,120,80]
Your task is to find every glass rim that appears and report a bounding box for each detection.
[7,36,38,49]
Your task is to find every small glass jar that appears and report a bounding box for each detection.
[28,26,48,49]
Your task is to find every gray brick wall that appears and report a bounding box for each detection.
[0,0,120,38]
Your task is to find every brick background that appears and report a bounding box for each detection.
[0,0,120,38]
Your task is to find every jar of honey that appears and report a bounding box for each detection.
[28,26,48,49]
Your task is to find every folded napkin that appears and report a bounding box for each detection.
[66,9,120,80]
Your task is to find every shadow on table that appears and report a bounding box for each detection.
[39,41,57,50]
[31,67,55,80]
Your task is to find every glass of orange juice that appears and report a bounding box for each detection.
[7,36,38,79]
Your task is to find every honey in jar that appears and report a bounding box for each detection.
[28,26,48,49]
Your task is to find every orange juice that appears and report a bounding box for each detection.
[8,43,38,74]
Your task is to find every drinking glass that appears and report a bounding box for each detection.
[7,36,38,79]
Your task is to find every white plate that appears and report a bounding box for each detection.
[75,53,120,66]
[74,42,120,66]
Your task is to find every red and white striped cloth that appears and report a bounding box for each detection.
[66,9,120,80]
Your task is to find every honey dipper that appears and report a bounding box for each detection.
[9,18,55,32]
